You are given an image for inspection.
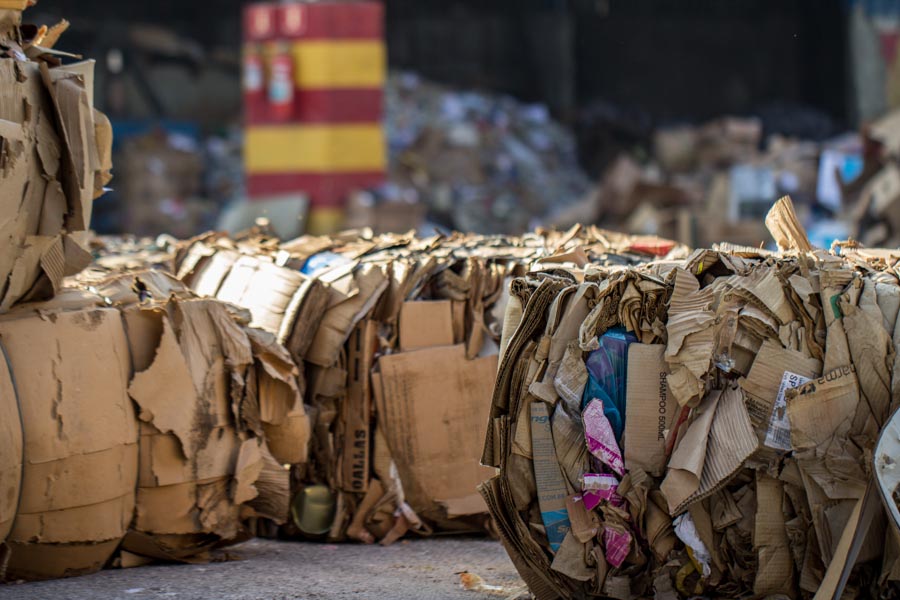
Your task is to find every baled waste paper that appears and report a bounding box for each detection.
[0,5,112,312]
[0,272,294,580]
[481,197,900,599]
[173,227,684,544]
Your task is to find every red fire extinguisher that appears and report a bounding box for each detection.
[243,44,266,123]
[243,46,264,95]
[268,44,294,122]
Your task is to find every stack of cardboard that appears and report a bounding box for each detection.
[482,197,900,599]
[0,273,295,580]
[173,227,684,544]
[0,6,123,581]
[0,7,293,581]
[0,6,112,312]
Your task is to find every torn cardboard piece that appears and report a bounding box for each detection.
[375,344,497,523]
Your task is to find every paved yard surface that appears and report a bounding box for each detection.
[1,538,526,600]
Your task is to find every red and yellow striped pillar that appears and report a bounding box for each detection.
[243,1,386,235]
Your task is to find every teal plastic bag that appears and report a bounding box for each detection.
[581,327,637,444]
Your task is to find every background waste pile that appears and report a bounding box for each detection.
[169,225,684,544]
[557,115,845,250]
[0,6,293,582]
[842,110,900,250]
[481,196,900,599]
[357,71,594,236]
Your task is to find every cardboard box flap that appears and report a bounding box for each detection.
[306,263,389,367]
[765,196,813,253]
[247,327,301,425]
[398,300,454,351]
[624,344,676,477]
[375,344,497,518]
[129,317,199,460]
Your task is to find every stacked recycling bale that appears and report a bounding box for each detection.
[481,197,900,599]
[175,227,684,544]
[0,7,112,312]
[0,5,119,581]
[0,5,297,582]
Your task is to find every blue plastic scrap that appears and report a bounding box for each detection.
[581,327,638,444]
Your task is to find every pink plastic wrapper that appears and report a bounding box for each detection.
[583,399,625,476]
[603,525,632,568]
[581,473,623,511]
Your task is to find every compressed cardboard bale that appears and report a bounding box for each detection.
[0,42,112,312]
[0,344,22,544]
[480,200,900,600]
[166,228,679,545]
[0,306,137,581]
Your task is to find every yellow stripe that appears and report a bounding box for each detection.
[291,41,385,89]
[306,208,345,235]
[245,124,386,173]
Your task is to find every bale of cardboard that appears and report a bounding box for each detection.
[0,6,112,312]
[173,227,684,545]
[481,196,900,599]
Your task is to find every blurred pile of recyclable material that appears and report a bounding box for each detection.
[116,128,243,239]
[842,109,900,249]
[373,72,594,235]
[558,114,865,250]
[481,197,900,600]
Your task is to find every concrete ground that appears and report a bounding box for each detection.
[1,538,528,600]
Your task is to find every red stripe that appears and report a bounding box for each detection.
[244,89,383,125]
[243,4,279,41]
[247,172,385,207]
[276,2,383,40]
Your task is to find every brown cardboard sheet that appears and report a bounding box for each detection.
[398,300,454,351]
[375,344,497,519]
[624,344,675,477]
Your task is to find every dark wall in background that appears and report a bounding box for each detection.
[386,0,848,126]
[28,0,848,130]
[574,0,847,124]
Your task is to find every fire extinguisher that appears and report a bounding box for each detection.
[243,44,265,122]
[268,43,294,122]
[243,46,263,95]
